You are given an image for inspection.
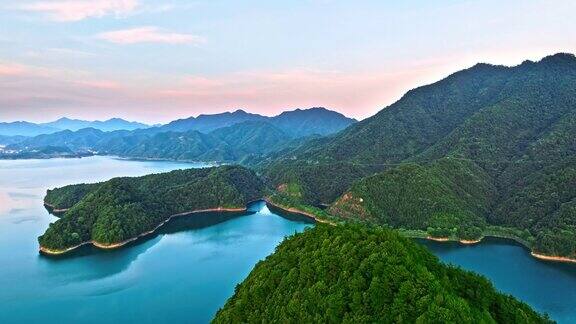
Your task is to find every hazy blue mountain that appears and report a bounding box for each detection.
[8,128,107,151]
[210,121,291,154]
[105,130,234,161]
[160,109,267,133]
[103,121,294,161]
[0,135,28,145]
[3,107,355,162]
[7,121,294,162]
[269,107,357,137]
[160,107,356,137]
[42,117,150,132]
[0,117,149,137]
[0,121,60,136]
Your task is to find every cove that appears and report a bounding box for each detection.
[418,238,576,323]
[0,157,311,324]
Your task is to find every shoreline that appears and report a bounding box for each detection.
[419,234,576,264]
[426,236,450,242]
[39,206,247,255]
[264,199,336,225]
[425,236,481,244]
[531,252,576,264]
[43,202,69,214]
[264,201,576,265]
[459,239,482,244]
[110,155,222,165]
[41,197,576,264]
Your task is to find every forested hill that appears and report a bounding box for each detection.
[8,121,295,162]
[213,225,550,323]
[265,53,576,258]
[39,166,264,252]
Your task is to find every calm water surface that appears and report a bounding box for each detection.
[419,238,576,323]
[0,156,311,323]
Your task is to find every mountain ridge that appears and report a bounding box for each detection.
[266,52,576,259]
[42,117,150,132]
[160,107,356,137]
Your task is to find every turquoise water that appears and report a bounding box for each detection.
[419,238,576,323]
[0,156,311,323]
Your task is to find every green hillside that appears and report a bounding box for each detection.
[264,53,576,258]
[45,182,102,210]
[213,225,550,323]
[329,158,495,240]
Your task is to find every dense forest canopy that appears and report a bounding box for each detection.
[329,158,493,240]
[214,225,550,323]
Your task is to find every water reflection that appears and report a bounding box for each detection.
[34,200,313,290]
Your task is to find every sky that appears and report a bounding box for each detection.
[0,0,575,124]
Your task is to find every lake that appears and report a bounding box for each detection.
[419,238,576,323]
[0,156,312,323]
[0,156,574,323]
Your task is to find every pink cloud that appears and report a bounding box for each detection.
[0,63,27,76]
[149,66,451,120]
[0,55,480,122]
[96,26,204,45]
[21,0,138,22]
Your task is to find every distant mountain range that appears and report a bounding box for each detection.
[43,117,150,132]
[161,109,267,133]
[0,118,150,137]
[2,107,356,161]
[0,121,61,137]
[0,107,355,138]
[159,107,356,137]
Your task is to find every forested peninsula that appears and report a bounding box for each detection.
[39,166,264,254]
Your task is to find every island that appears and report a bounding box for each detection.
[213,224,551,323]
[39,166,264,254]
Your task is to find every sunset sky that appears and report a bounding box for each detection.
[1,0,575,123]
